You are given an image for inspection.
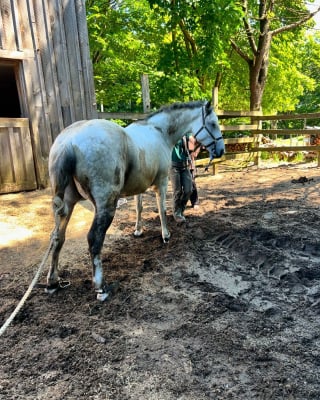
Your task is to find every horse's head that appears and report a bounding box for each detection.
[194,101,225,160]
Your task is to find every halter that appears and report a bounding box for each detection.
[193,106,223,149]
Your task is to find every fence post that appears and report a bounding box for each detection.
[213,86,219,110]
[212,161,219,175]
[251,111,262,166]
[141,74,151,113]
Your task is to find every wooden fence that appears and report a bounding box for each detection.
[203,111,320,174]
[98,110,320,174]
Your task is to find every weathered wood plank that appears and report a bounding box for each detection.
[195,152,255,167]
[253,129,320,135]
[251,146,320,152]
[98,112,148,120]
[0,181,37,193]
[217,112,320,121]
[0,127,14,184]
[62,0,85,120]
[48,0,74,129]
[10,0,22,51]
[224,137,259,144]
[220,124,259,131]
[0,118,28,127]
[23,2,51,185]
[0,5,3,49]
[20,124,37,186]
[75,0,97,119]
[33,0,61,144]
[9,127,25,183]
[254,112,320,121]
[0,124,36,192]
[141,74,151,113]
[0,49,33,59]
[1,0,16,50]
[217,110,263,118]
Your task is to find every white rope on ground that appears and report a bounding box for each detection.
[0,199,63,337]
[0,238,53,337]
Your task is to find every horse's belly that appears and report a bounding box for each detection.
[120,180,151,196]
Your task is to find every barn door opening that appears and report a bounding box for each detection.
[0,60,37,193]
[0,62,21,117]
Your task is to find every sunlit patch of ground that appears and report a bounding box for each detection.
[0,220,33,248]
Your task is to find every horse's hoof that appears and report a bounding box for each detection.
[96,282,119,301]
[44,280,70,294]
[163,232,171,243]
[133,230,143,238]
[96,291,109,302]
[45,282,59,294]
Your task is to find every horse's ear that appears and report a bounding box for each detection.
[205,100,211,111]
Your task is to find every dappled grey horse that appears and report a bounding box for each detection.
[47,100,225,300]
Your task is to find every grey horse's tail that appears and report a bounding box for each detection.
[50,146,77,216]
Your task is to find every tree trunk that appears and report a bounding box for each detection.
[249,56,268,111]
[230,0,319,112]
[248,27,272,111]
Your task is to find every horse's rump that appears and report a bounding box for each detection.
[49,120,129,204]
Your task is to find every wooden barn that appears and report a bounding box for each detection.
[0,0,97,194]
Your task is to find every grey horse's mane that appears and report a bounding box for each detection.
[146,100,207,120]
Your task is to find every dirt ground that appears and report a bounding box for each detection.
[1,162,320,399]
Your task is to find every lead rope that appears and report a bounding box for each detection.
[0,201,63,337]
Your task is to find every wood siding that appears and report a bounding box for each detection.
[0,0,97,193]
[0,118,36,192]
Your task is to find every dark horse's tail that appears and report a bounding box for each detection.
[50,145,77,216]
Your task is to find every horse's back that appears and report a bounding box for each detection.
[51,119,125,147]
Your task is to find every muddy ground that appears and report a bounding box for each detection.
[1,162,320,399]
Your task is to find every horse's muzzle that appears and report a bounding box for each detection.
[209,143,225,160]
[215,148,225,158]
[214,139,225,158]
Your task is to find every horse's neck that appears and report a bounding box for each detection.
[151,108,200,145]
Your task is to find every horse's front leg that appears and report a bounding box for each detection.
[156,181,170,243]
[88,206,115,301]
[133,194,143,237]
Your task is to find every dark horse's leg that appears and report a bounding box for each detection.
[88,203,116,301]
[47,182,81,292]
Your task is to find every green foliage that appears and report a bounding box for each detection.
[263,33,315,114]
[86,0,320,114]
[296,32,320,119]
[87,0,243,111]
[87,0,161,111]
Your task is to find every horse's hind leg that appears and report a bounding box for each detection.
[46,185,80,292]
[134,194,143,237]
[88,204,115,301]
[155,180,170,243]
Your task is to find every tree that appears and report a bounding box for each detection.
[230,0,320,111]
[218,31,316,114]
[86,1,320,113]
[86,0,161,111]
[147,0,243,102]
[296,32,320,124]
